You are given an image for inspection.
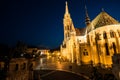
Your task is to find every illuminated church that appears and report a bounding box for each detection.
[60,2,120,68]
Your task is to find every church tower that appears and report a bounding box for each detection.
[60,1,120,68]
[63,1,75,43]
[61,1,76,63]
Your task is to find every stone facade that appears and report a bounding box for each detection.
[0,58,36,80]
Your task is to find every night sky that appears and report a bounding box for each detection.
[0,0,120,49]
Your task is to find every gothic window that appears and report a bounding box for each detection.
[83,52,88,56]
[103,31,107,39]
[29,63,33,70]
[67,26,70,30]
[86,52,88,55]
[83,49,88,56]
[83,52,86,55]
[65,33,67,38]
[66,33,69,38]
[15,64,19,71]
[110,30,115,38]
[68,33,70,37]
[98,44,101,54]
[117,30,120,37]
[74,43,76,48]
[22,63,26,70]
[67,33,69,37]
[105,43,110,55]
[68,26,70,30]
[96,33,101,40]
[87,35,90,44]
[112,42,116,53]
[65,26,68,30]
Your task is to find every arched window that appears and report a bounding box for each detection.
[15,64,19,71]
[66,33,69,38]
[117,30,120,37]
[110,30,115,38]
[105,43,110,55]
[112,42,116,53]
[87,35,90,44]
[22,63,26,70]
[103,31,107,39]
[67,26,69,30]
[29,63,33,70]
[83,49,88,56]
[91,36,93,42]
[96,33,101,40]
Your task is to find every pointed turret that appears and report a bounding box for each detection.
[65,1,69,14]
[64,1,71,18]
[85,5,90,26]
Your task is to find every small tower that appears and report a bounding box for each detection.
[61,1,76,63]
[85,5,90,26]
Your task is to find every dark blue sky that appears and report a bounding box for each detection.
[0,0,120,49]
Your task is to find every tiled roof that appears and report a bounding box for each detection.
[75,27,86,36]
[92,11,119,29]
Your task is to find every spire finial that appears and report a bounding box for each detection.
[85,5,88,17]
[65,1,69,14]
[66,1,68,5]
[102,8,104,12]
[85,5,90,26]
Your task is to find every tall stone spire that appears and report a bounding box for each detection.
[85,5,90,26]
[65,1,69,14]
[63,1,75,42]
